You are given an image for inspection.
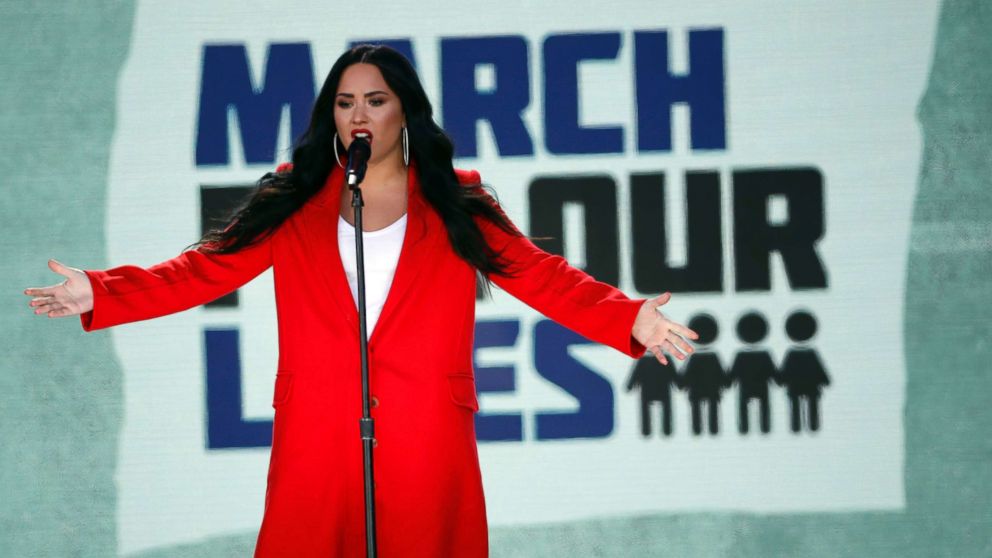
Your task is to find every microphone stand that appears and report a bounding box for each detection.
[347,168,378,558]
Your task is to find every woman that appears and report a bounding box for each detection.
[24,44,697,557]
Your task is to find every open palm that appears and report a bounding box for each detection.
[24,259,94,318]
[631,292,698,365]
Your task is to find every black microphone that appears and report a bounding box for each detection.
[345,136,371,187]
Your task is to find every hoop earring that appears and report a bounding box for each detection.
[402,126,409,167]
[333,132,345,169]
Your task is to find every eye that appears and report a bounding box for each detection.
[368,97,386,107]
[336,100,352,109]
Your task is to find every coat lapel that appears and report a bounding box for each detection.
[302,166,359,332]
[301,163,443,342]
[369,163,443,345]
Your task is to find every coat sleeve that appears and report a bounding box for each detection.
[456,168,647,359]
[79,234,274,332]
[79,163,295,331]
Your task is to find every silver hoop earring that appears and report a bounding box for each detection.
[333,132,345,169]
[402,126,409,167]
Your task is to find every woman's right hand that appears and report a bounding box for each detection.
[24,259,94,318]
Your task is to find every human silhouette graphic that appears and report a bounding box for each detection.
[728,312,778,434]
[626,356,683,437]
[779,310,830,432]
[678,314,730,435]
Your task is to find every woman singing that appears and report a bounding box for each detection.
[24,44,697,557]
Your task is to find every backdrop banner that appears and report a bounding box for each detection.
[100,1,938,553]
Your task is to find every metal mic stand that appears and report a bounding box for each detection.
[347,169,378,558]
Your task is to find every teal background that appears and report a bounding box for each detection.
[2,1,988,556]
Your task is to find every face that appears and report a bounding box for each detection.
[334,63,406,166]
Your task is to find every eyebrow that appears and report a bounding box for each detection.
[335,90,390,98]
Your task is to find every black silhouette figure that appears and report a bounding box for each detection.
[626,357,683,437]
[678,314,730,435]
[779,310,830,433]
[728,312,778,434]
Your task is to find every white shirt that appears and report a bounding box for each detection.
[337,213,408,335]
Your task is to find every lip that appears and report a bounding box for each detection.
[351,129,373,142]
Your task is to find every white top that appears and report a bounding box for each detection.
[337,213,408,335]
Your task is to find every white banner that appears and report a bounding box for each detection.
[105,1,938,554]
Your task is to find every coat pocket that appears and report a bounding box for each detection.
[272,371,294,408]
[447,373,480,412]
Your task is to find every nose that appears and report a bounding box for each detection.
[351,102,368,124]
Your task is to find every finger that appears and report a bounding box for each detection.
[29,296,55,307]
[24,286,57,297]
[667,322,699,340]
[649,346,668,365]
[668,332,695,355]
[41,301,73,317]
[35,302,62,315]
[661,339,687,360]
[35,298,63,311]
[49,306,76,318]
[49,259,73,278]
[650,292,672,308]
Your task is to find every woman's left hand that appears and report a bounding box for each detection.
[631,292,698,365]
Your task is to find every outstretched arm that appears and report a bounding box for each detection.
[25,235,274,331]
[461,169,696,364]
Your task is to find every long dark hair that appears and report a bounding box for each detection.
[193,44,520,279]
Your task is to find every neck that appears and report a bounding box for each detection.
[358,153,407,191]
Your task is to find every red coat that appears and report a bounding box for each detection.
[81,164,646,557]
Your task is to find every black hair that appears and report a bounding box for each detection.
[192,44,520,280]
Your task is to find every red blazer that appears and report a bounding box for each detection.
[81,164,647,557]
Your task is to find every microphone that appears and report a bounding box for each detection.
[346,136,371,187]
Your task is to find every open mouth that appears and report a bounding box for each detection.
[351,129,373,142]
